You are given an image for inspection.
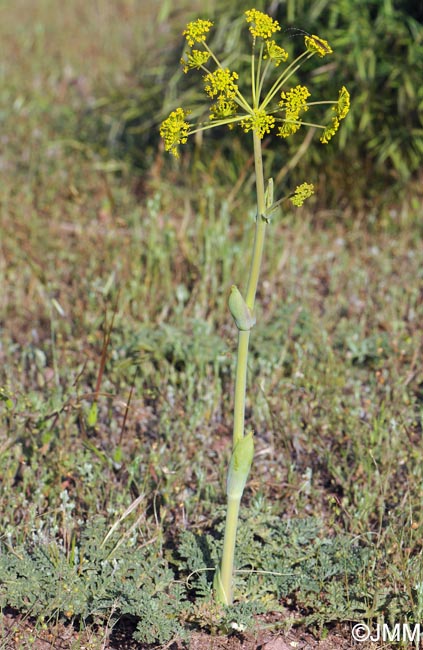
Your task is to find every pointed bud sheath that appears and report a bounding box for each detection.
[226,432,254,500]
[228,285,256,331]
[265,177,274,210]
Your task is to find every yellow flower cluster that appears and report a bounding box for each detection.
[241,109,276,139]
[181,49,211,73]
[159,107,190,157]
[337,85,350,119]
[304,34,333,57]
[290,182,314,206]
[264,40,288,67]
[279,85,310,115]
[278,85,310,138]
[204,68,239,99]
[183,19,213,47]
[203,68,240,122]
[210,98,238,121]
[245,9,281,40]
[320,86,350,143]
[159,11,350,156]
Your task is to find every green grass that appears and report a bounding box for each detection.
[1,1,423,648]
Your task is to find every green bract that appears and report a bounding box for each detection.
[228,285,256,331]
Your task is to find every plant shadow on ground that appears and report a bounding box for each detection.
[1,1,423,649]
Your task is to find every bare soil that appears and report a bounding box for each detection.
[1,610,374,650]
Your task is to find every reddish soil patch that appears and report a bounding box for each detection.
[0,610,373,650]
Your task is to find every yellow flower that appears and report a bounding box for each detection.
[159,108,190,157]
[210,98,238,121]
[183,19,213,47]
[181,49,211,73]
[279,85,310,116]
[263,40,288,67]
[277,122,300,138]
[245,9,281,40]
[320,87,350,143]
[304,34,333,57]
[241,109,275,138]
[204,68,239,99]
[320,118,340,144]
[277,85,310,138]
[290,182,314,207]
[336,86,350,119]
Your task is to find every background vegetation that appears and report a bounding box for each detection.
[0,0,422,648]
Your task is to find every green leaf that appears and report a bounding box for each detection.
[87,402,98,427]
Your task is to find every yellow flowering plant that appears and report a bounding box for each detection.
[160,8,350,606]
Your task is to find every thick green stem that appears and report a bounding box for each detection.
[215,131,267,605]
[233,132,266,442]
[215,496,241,605]
[232,330,250,447]
[246,132,267,308]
